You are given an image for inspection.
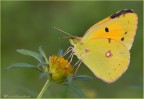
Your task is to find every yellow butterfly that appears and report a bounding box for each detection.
[56,9,138,83]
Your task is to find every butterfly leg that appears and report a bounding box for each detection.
[67,49,74,60]
[62,46,73,57]
[69,52,74,63]
[74,60,82,76]
[65,52,74,68]
[73,60,81,67]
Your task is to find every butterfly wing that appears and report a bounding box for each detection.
[82,9,138,50]
[77,38,130,83]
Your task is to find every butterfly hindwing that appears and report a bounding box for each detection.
[77,38,130,83]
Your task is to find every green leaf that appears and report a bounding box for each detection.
[6,63,42,72]
[64,84,85,97]
[17,49,42,62]
[74,75,93,81]
[37,62,47,68]
[39,72,50,79]
[57,49,63,56]
[6,63,36,70]
[38,46,48,64]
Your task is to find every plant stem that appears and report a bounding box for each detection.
[37,79,53,99]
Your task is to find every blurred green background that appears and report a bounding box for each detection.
[1,1,143,98]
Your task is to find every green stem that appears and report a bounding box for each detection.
[37,79,53,99]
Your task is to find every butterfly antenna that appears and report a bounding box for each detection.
[54,26,74,37]
[58,36,72,39]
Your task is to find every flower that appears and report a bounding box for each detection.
[48,55,73,82]
[7,48,91,98]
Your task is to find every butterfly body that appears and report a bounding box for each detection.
[69,9,138,83]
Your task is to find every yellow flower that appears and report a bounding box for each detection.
[48,55,73,82]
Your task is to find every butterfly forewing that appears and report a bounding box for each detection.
[82,9,138,50]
